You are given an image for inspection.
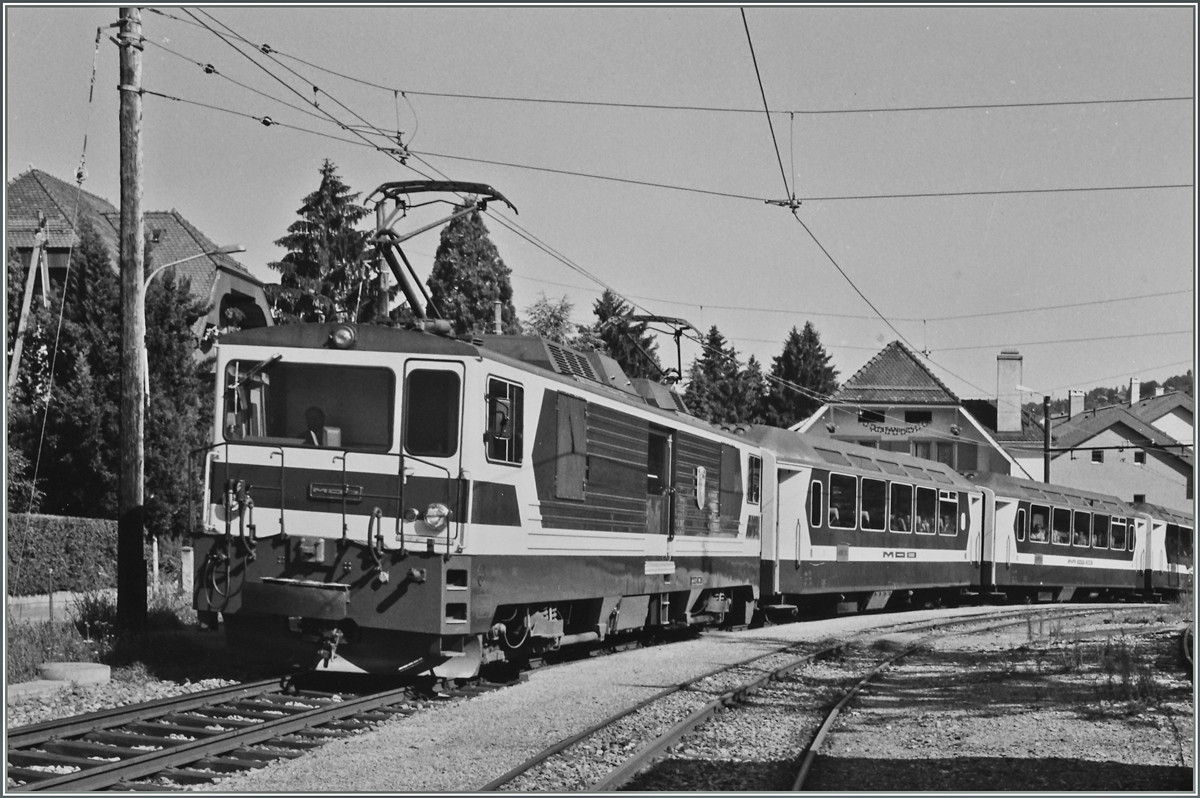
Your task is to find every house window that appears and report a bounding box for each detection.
[858,409,885,424]
[485,377,524,465]
[957,443,978,473]
[912,441,932,461]
[905,410,932,424]
[935,442,956,468]
[1133,450,1146,465]
[1091,450,1104,464]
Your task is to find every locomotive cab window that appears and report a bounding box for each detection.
[747,455,762,505]
[222,359,393,451]
[404,369,461,457]
[828,474,857,529]
[485,377,524,465]
[889,483,913,533]
[861,478,887,531]
[915,486,937,535]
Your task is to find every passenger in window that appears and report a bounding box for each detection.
[891,514,908,532]
[305,406,325,446]
[828,507,840,525]
[1030,516,1048,542]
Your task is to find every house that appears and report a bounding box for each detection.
[794,341,1046,479]
[1048,379,1193,513]
[6,168,271,342]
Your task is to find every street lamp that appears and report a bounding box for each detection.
[1016,384,1052,483]
[142,245,245,402]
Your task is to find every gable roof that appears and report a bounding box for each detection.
[830,340,960,405]
[6,168,118,250]
[1126,391,1193,426]
[960,398,1048,444]
[1053,404,1193,468]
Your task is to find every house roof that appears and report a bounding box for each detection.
[6,168,118,250]
[1052,404,1193,468]
[7,168,262,298]
[960,398,1048,444]
[1126,391,1194,426]
[96,210,263,291]
[829,340,960,405]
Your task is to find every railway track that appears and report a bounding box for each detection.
[481,605,1111,791]
[6,675,494,791]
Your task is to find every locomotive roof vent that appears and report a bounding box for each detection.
[630,378,690,415]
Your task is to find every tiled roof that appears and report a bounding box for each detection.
[6,169,118,251]
[830,340,960,405]
[960,398,1047,443]
[7,169,261,302]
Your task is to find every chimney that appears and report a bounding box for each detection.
[493,301,502,335]
[1068,389,1084,420]
[1156,386,1164,397]
[996,350,1023,434]
[1129,377,1140,405]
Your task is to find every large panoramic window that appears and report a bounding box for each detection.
[828,474,857,529]
[223,359,393,451]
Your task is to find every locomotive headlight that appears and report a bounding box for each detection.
[423,502,450,531]
[329,324,357,349]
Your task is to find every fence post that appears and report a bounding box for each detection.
[180,547,194,597]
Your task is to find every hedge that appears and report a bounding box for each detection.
[6,514,118,596]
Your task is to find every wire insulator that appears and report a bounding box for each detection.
[204,63,216,74]
[259,43,273,54]
[260,116,274,127]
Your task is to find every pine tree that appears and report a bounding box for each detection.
[683,326,743,425]
[427,205,519,335]
[266,160,373,324]
[760,322,839,428]
[589,289,663,380]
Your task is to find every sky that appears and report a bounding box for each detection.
[5,5,1195,404]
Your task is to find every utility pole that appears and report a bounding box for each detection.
[117,6,147,633]
[1043,394,1051,484]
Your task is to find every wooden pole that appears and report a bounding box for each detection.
[117,6,147,633]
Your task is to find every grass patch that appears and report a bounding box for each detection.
[6,588,258,684]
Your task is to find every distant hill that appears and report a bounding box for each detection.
[1022,370,1193,418]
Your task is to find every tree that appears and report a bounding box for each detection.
[588,290,663,380]
[760,323,840,428]
[524,292,575,344]
[427,205,519,335]
[683,326,753,425]
[266,160,374,324]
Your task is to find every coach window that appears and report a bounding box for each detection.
[1015,508,1027,542]
[915,486,937,535]
[1092,515,1110,549]
[1072,511,1091,547]
[810,480,824,528]
[861,478,887,531]
[1127,519,1136,551]
[1110,518,1127,550]
[485,378,524,465]
[828,474,857,529]
[890,483,913,533]
[1051,507,1072,546]
[938,490,958,536]
[748,455,762,505]
[1029,505,1050,543]
[404,370,460,457]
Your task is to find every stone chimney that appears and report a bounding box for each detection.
[1156,385,1164,397]
[1068,389,1084,420]
[1129,377,1140,405]
[996,350,1023,434]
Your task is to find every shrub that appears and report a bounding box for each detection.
[6,620,102,682]
[5,514,117,596]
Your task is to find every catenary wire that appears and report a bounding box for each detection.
[741,8,791,198]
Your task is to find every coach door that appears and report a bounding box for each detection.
[646,426,676,539]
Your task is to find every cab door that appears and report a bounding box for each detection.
[646,426,676,539]
[401,360,466,550]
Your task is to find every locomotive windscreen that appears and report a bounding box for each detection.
[223,359,394,451]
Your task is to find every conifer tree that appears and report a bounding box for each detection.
[266,160,373,324]
[589,290,663,380]
[760,322,839,428]
[524,292,575,344]
[683,326,743,424]
[427,205,519,335]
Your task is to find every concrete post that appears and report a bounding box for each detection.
[180,547,194,597]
